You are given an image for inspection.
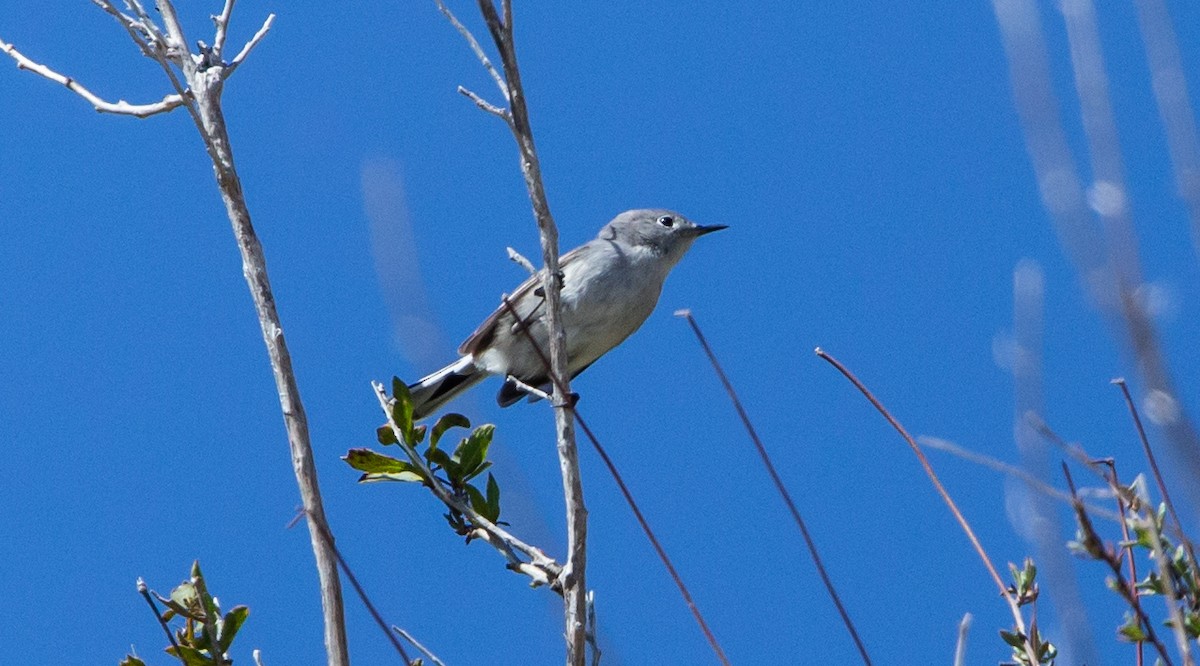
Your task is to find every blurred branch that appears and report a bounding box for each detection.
[918,435,1120,523]
[1,5,350,664]
[1131,0,1200,256]
[990,0,1200,519]
[1008,258,1100,663]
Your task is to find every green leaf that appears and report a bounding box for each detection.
[344,448,416,475]
[119,657,148,666]
[455,424,495,478]
[999,629,1026,649]
[466,483,488,518]
[391,377,415,437]
[343,448,408,475]
[427,447,453,472]
[431,413,471,448]
[1113,612,1142,643]
[359,471,425,483]
[167,645,214,666]
[412,424,427,443]
[376,425,399,446]
[486,473,501,518]
[218,605,249,651]
[346,446,425,482]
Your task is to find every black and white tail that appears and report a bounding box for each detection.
[408,356,487,420]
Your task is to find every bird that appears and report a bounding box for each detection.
[407,209,726,420]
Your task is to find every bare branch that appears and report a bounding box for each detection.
[137,577,180,653]
[212,0,237,57]
[226,13,275,75]
[506,246,537,275]
[505,374,551,401]
[458,85,510,121]
[434,0,509,101]
[953,613,972,666]
[0,38,184,117]
[90,0,157,58]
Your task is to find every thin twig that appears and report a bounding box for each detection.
[302,509,414,664]
[1139,506,1194,666]
[212,0,236,57]
[815,348,1039,666]
[226,13,275,74]
[1063,465,1175,666]
[393,626,447,666]
[458,85,509,119]
[434,0,509,100]
[1098,460,1144,666]
[500,297,732,666]
[1114,378,1200,582]
[137,577,180,653]
[507,246,537,275]
[679,310,872,665]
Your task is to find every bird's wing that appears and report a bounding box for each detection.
[457,243,592,357]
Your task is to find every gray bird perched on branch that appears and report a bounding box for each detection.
[407,209,726,419]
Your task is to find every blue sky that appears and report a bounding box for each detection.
[3,1,1200,664]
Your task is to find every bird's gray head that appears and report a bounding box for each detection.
[599,209,726,265]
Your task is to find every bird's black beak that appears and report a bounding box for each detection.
[692,224,728,237]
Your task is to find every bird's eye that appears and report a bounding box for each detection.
[656,215,675,228]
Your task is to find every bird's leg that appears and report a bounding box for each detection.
[506,375,581,409]
[505,375,553,402]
